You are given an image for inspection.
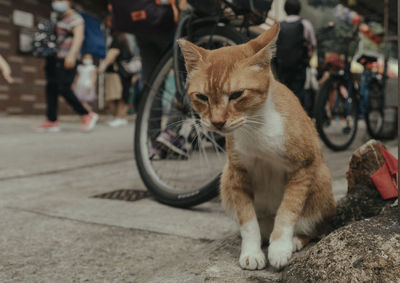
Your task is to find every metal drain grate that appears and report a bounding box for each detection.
[93,189,152,202]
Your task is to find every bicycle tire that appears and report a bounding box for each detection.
[365,80,386,139]
[314,77,359,151]
[134,25,247,208]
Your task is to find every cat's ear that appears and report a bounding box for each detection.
[248,23,280,54]
[178,39,207,73]
[247,23,280,67]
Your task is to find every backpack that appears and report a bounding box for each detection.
[110,0,174,35]
[275,19,308,73]
[80,12,106,59]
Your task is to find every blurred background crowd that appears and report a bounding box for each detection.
[0,0,397,130]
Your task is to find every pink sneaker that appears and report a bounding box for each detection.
[81,112,99,132]
[34,120,60,132]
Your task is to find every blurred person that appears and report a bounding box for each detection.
[0,54,13,84]
[134,8,187,158]
[126,34,143,114]
[275,0,316,108]
[98,30,132,127]
[35,0,98,132]
[72,53,97,112]
[110,1,187,157]
[127,73,143,114]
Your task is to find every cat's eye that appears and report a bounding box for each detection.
[196,94,209,102]
[230,91,243,100]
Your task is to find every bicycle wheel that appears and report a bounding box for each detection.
[365,81,385,139]
[314,77,358,151]
[134,26,247,207]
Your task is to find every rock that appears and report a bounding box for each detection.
[346,139,386,191]
[284,208,400,283]
[329,140,397,231]
[329,184,395,231]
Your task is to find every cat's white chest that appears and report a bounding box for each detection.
[233,92,288,169]
[233,94,288,214]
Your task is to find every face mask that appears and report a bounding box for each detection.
[52,1,69,13]
[83,59,93,65]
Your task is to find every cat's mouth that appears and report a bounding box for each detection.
[201,119,245,135]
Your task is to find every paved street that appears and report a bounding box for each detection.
[0,116,397,282]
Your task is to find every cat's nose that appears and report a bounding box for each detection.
[212,121,226,130]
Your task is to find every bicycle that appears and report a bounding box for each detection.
[134,0,272,207]
[313,23,397,151]
[361,55,398,141]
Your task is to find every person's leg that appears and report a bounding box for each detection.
[58,66,89,116]
[290,68,307,107]
[58,64,98,131]
[107,100,117,117]
[45,57,59,122]
[108,99,128,127]
[302,89,314,117]
[133,80,143,112]
[59,84,90,115]
[46,82,59,122]
[35,57,61,130]
[137,29,181,155]
[108,75,130,127]
[108,98,128,127]
[116,99,129,119]
[116,75,131,120]
[81,101,92,112]
[136,29,174,86]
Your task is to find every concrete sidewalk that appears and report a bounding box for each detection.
[0,116,397,282]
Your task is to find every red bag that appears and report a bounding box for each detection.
[370,146,398,200]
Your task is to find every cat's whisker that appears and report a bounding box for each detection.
[194,126,211,167]
[188,109,212,168]
[245,116,265,121]
[228,117,246,127]
[164,120,185,128]
[199,130,226,153]
[163,116,203,130]
[244,121,265,129]
[245,119,265,125]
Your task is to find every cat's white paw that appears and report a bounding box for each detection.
[239,250,266,270]
[268,238,293,269]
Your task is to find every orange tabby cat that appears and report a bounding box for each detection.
[178,23,336,270]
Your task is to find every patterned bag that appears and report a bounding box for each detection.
[32,18,57,57]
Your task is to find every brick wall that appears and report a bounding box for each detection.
[0,0,107,116]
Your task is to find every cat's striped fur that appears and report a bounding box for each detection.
[178,23,336,270]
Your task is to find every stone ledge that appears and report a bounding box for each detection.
[284,208,400,283]
[144,233,282,283]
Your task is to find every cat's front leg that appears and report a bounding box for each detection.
[239,217,266,270]
[268,168,311,269]
[221,163,266,270]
